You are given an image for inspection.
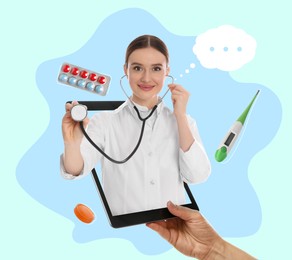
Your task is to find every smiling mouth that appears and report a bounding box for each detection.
[138,84,155,91]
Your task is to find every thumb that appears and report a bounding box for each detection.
[168,84,176,90]
[167,201,200,221]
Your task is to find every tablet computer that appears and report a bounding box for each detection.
[70,101,200,228]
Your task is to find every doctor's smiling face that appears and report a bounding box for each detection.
[124,35,170,109]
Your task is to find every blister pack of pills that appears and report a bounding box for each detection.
[58,63,111,96]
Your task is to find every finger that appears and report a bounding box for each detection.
[168,84,184,90]
[63,110,71,119]
[168,84,180,91]
[65,100,79,111]
[146,222,171,241]
[171,89,183,95]
[171,94,185,102]
[167,201,201,221]
[65,101,77,112]
[146,220,168,230]
[65,102,72,112]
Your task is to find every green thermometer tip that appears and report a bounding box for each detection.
[237,90,260,125]
[215,146,227,162]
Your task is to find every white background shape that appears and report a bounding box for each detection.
[193,25,257,71]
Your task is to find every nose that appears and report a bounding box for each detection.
[141,69,151,82]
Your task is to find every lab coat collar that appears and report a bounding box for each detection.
[124,98,164,117]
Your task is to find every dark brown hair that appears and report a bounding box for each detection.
[125,35,169,65]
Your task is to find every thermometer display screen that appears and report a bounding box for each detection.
[224,132,236,146]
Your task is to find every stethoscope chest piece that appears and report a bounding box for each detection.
[71,104,88,122]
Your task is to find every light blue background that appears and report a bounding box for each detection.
[1,1,291,259]
[16,7,281,254]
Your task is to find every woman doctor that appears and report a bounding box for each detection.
[60,35,211,216]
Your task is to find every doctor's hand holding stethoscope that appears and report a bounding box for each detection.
[62,101,89,144]
[62,101,90,175]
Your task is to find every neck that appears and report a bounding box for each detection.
[131,95,159,109]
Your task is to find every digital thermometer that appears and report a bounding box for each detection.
[215,90,260,162]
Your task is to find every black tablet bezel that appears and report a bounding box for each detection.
[69,101,200,228]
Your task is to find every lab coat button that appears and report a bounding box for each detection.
[148,152,152,156]
[150,180,155,185]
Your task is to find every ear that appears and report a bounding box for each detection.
[166,66,170,76]
[123,64,128,77]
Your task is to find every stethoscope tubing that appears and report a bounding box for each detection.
[79,105,157,164]
[79,74,174,164]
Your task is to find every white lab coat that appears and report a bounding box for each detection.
[60,100,211,215]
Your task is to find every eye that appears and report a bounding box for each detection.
[153,66,162,72]
[132,65,143,71]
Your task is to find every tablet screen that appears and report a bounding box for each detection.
[72,101,200,228]
[91,168,198,228]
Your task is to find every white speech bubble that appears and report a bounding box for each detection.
[193,25,257,71]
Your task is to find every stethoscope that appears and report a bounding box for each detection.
[71,74,174,164]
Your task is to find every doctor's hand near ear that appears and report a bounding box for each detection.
[147,201,256,260]
[61,101,89,176]
[168,84,194,152]
[168,84,190,116]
